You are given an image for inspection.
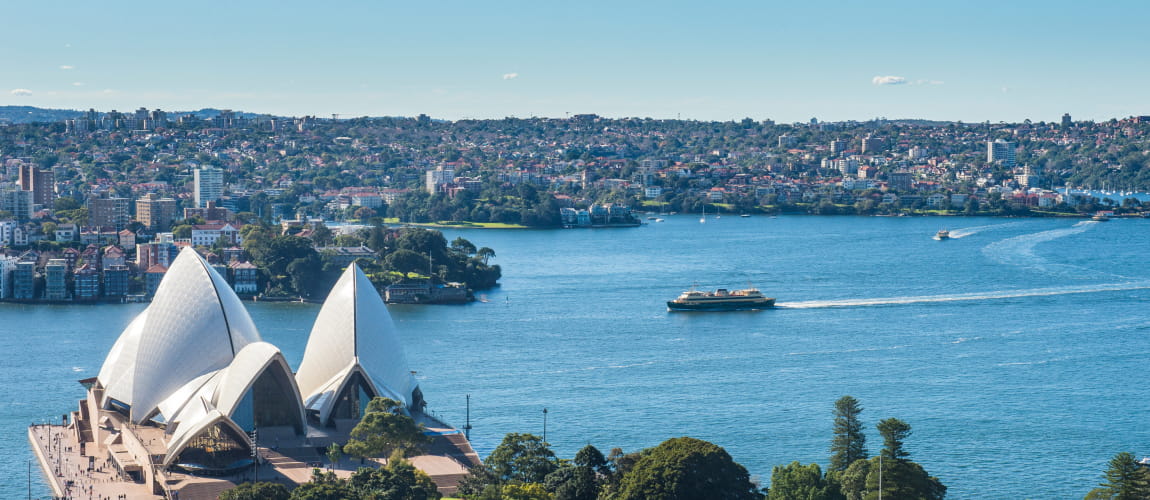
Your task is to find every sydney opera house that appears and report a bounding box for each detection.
[49,247,476,497]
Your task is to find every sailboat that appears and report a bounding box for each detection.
[700,204,706,224]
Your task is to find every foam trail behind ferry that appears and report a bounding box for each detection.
[777,281,1150,309]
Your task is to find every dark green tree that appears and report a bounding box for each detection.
[348,453,441,500]
[613,436,762,500]
[287,253,323,297]
[767,462,833,500]
[343,397,430,461]
[311,224,334,246]
[839,456,945,500]
[366,224,388,253]
[574,444,609,474]
[476,247,495,265]
[876,418,912,460]
[290,470,359,500]
[545,466,600,500]
[485,433,559,484]
[451,236,477,256]
[457,463,502,499]
[219,481,291,500]
[1085,452,1150,500]
[384,249,430,276]
[53,197,81,211]
[327,442,343,470]
[830,396,868,472]
[541,444,609,500]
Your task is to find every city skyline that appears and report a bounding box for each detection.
[3,1,1149,123]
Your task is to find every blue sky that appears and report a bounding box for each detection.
[2,1,1147,122]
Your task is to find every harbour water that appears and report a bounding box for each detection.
[4,215,1149,498]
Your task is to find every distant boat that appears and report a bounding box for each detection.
[1091,212,1111,221]
[740,214,750,218]
[667,286,776,311]
[655,218,664,222]
[700,205,706,224]
[936,229,950,240]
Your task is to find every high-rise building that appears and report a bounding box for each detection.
[0,255,17,299]
[1,189,34,221]
[89,196,131,230]
[1018,164,1043,189]
[103,265,130,298]
[13,260,36,300]
[425,165,454,194]
[45,259,69,301]
[1061,113,1072,128]
[74,264,101,301]
[861,135,886,154]
[194,167,224,208]
[830,140,847,156]
[136,194,178,231]
[988,140,1017,167]
[889,171,913,192]
[18,165,55,206]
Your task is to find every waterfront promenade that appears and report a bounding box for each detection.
[28,412,478,499]
[29,422,159,499]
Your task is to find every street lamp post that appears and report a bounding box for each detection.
[542,408,548,443]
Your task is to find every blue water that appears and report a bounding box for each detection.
[4,216,1149,498]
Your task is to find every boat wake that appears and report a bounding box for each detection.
[981,221,1104,277]
[946,221,1025,239]
[776,281,1150,309]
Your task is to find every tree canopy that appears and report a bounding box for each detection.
[219,481,291,500]
[343,397,430,461]
[838,456,945,500]
[876,418,912,460]
[612,436,762,500]
[485,432,560,484]
[767,461,833,500]
[830,396,868,472]
[1085,452,1150,500]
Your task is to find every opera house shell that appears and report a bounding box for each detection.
[90,248,422,473]
[296,261,423,428]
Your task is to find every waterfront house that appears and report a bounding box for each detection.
[74,264,100,301]
[44,259,69,301]
[103,265,129,299]
[144,264,167,296]
[228,260,259,295]
[0,255,17,299]
[61,247,81,271]
[80,245,101,271]
[221,246,245,263]
[12,260,35,299]
[102,246,126,270]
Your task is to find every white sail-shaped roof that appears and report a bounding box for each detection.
[97,247,262,423]
[296,264,417,413]
[213,341,305,422]
[161,342,305,459]
[98,309,148,408]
